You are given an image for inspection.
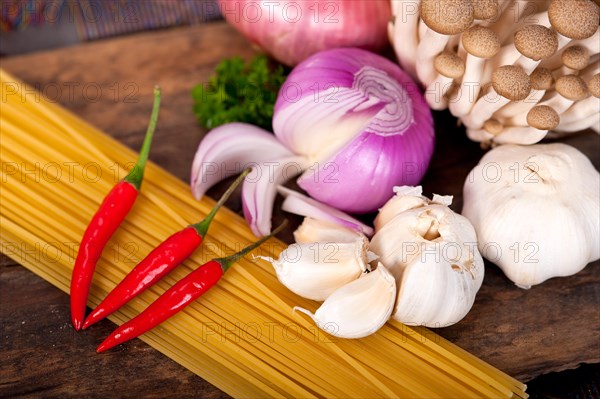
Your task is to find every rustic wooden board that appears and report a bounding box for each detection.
[1,22,599,397]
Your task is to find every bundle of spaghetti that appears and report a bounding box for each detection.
[0,69,527,398]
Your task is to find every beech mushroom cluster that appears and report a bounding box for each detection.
[389,0,600,146]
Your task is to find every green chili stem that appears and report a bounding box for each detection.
[192,168,251,237]
[218,220,288,272]
[124,86,161,189]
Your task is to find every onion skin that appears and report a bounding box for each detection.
[274,48,435,213]
[218,0,391,66]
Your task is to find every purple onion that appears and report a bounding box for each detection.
[273,48,435,213]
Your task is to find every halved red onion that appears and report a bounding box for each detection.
[241,157,308,236]
[278,186,374,236]
[273,48,435,213]
[190,122,294,199]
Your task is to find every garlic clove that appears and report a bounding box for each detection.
[294,264,396,339]
[294,217,365,245]
[264,239,370,302]
[392,213,484,327]
[374,186,429,230]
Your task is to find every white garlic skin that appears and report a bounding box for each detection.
[371,196,484,328]
[374,186,429,230]
[267,238,370,301]
[462,143,600,288]
[294,264,396,339]
[294,217,366,244]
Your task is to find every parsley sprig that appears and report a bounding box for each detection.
[192,55,287,131]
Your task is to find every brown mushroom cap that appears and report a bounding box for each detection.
[527,105,560,130]
[548,0,600,40]
[434,51,466,78]
[483,119,504,135]
[530,68,555,90]
[588,73,600,98]
[473,0,499,20]
[420,0,474,35]
[492,65,532,100]
[562,46,590,70]
[462,25,501,58]
[555,75,589,100]
[514,25,559,61]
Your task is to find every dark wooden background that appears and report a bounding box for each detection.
[1,22,599,398]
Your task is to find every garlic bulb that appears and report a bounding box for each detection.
[462,143,600,288]
[263,236,371,301]
[370,187,484,327]
[294,264,396,339]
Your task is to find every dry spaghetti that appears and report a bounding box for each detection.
[0,69,527,398]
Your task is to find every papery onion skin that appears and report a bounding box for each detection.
[274,48,435,213]
[218,0,391,66]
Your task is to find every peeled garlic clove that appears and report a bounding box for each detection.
[294,264,396,339]
[265,239,370,301]
[463,143,600,288]
[294,217,366,245]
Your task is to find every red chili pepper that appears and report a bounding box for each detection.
[70,87,161,331]
[96,220,287,352]
[82,169,250,330]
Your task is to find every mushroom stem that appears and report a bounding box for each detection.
[425,76,455,110]
[449,60,485,117]
[389,0,421,81]
[491,125,549,144]
[462,88,511,128]
[467,119,505,146]
[534,93,574,113]
[579,55,600,80]
[446,33,462,51]
[555,112,600,132]
[449,25,501,117]
[465,127,495,145]
[416,31,454,86]
[495,89,546,124]
[418,16,428,40]
[555,97,600,126]
[416,0,474,86]
[490,0,546,43]
[425,51,465,110]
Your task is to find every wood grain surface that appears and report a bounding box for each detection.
[1,22,599,397]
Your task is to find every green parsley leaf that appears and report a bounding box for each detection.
[192,54,287,131]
